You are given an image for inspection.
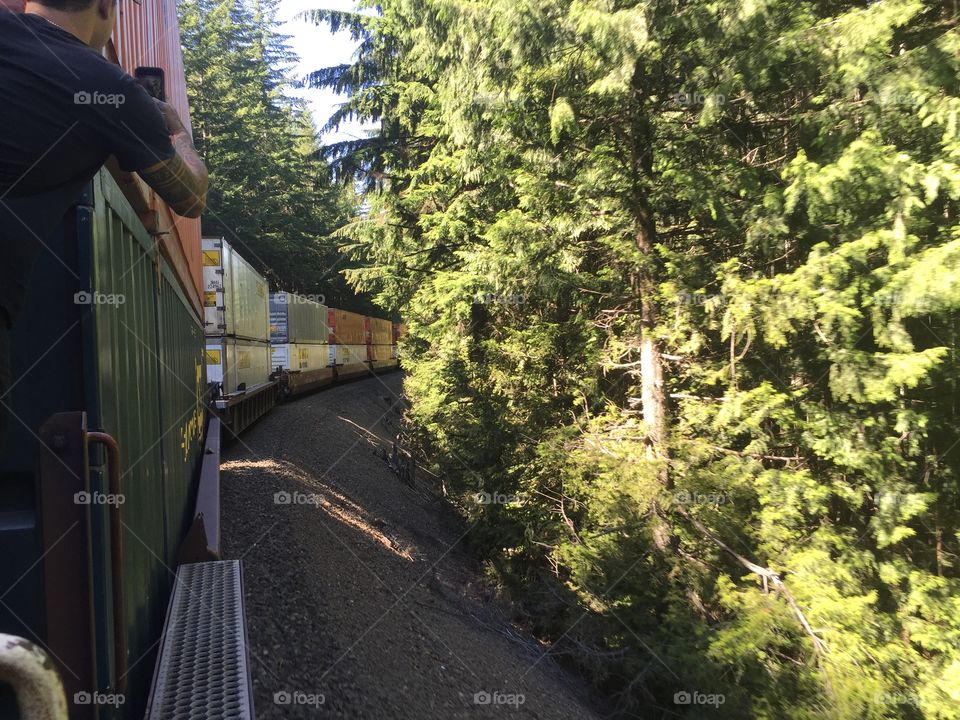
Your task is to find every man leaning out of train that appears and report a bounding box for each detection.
[0,0,210,446]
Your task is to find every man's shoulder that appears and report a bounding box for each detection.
[78,55,144,95]
[0,11,122,82]
[0,11,92,54]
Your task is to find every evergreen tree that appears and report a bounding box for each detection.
[178,0,375,311]
[309,1,960,717]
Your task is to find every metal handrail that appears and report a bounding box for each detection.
[86,431,126,694]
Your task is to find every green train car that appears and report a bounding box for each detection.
[0,170,208,720]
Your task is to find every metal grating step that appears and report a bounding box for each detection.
[145,561,255,719]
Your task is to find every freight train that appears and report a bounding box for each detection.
[0,2,401,718]
[201,236,404,438]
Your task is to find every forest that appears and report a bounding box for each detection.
[177,0,377,313]
[181,0,960,717]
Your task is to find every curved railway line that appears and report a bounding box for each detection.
[222,373,601,720]
[0,1,406,717]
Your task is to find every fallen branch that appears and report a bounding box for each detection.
[675,507,828,657]
[669,393,728,402]
[711,446,805,463]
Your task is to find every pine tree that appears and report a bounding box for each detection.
[308,1,960,716]
[178,0,374,311]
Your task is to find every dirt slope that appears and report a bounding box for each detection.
[221,372,601,719]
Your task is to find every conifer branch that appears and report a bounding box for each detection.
[675,507,828,657]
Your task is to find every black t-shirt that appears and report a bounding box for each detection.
[0,10,176,325]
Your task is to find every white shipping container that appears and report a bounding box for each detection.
[271,344,290,371]
[295,343,329,370]
[202,289,225,335]
[206,338,272,395]
[329,344,369,366]
[270,292,328,344]
[202,242,226,335]
[227,242,269,341]
[272,343,330,372]
[203,237,270,342]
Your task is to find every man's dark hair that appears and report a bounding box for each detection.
[33,0,100,11]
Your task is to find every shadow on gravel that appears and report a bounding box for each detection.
[220,374,601,720]
[222,457,419,561]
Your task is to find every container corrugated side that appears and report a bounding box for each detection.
[328,309,367,345]
[206,338,272,395]
[205,237,270,341]
[111,0,202,310]
[225,240,270,342]
[370,344,394,362]
[289,295,328,344]
[86,170,184,717]
[331,344,368,366]
[292,343,330,370]
[0,168,206,720]
[271,292,328,344]
[370,318,393,346]
[229,339,272,391]
[157,258,206,569]
[112,0,193,137]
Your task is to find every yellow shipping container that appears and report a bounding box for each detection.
[328,308,367,345]
[370,344,394,362]
[370,317,393,345]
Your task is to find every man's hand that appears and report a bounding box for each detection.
[138,101,209,218]
[154,99,185,136]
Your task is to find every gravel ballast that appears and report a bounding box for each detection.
[221,372,601,719]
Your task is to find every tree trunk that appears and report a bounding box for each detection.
[636,208,673,552]
[629,62,671,549]
[635,181,669,479]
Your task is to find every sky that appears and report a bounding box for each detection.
[275,0,377,146]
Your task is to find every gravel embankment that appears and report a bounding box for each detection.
[221,372,601,719]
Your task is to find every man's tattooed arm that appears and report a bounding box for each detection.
[138,103,209,218]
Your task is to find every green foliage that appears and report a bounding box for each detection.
[177,0,375,311]
[311,0,960,716]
